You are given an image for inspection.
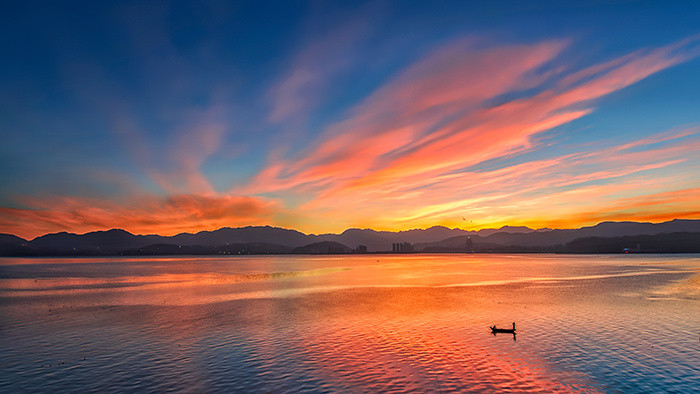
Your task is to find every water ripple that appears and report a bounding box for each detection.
[1,254,698,392]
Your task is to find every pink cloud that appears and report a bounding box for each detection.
[246,36,699,212]
[4,36,698,238]
[247,39,569,194]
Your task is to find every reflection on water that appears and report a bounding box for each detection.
[0,254,698,392]
[492,331,517,341]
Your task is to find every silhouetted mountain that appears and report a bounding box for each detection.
[475,226,537,237]
[414,235,480,252]
[416,232,700,254]
[27,229,160,254]
[316,229,396,251]
[0,233,29,255]
[0,233,27,246]
[388,226,474,241]
[316,225,504,250]
[481,219,700,247]
[124,242,293,255]
[29,229,163,254]
[563,232,700,253]
[291,241,352,254]
[1,219,698,256]
[168,226,312,247]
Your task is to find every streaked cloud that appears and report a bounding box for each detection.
[267,8,378,124]
[246,36,700,232]
[111,102,231,195]
[1,30,699,237]
[291,127,700,232]
[247,39,569,194]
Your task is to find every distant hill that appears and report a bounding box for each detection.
[414,232,700,254]
[0,233,29,255]
[124,242,293,255]
[563,232,700,253]
[480,219,700,247]
[474,226,539,237]
[291,241,352,254]
[29,229,160,254]
[316,225,541,251]
[167,226,312,247]
[0,234,26,244]
[414,235,478,252]
[1,219,698,256]
[315,229,396,251]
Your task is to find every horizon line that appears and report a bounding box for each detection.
[3,218,696,242]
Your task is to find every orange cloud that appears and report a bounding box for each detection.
[0,194,278,240]
[518,187,700,230]
[241,36,700,233]
[246,39,568,195]
[287,126,700,232]
[246,37,698,198]
[3,37,699,238]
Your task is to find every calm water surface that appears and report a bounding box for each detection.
[0,254,698,392]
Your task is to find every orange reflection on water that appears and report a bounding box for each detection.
[276,286,603,392]
[1,254,697,392]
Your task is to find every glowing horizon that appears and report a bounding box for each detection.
[1,2,699,239]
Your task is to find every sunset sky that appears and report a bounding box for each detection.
[1,1,699,239]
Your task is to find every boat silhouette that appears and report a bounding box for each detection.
[490,322,516,333]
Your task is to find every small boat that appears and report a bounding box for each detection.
[490,322,516,333]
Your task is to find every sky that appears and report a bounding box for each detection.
[1,0,699,239]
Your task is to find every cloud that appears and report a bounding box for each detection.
[3,35,698,238]
[248,39,569,194]
[267,10,377,124]
[0,194,279,239]
[244,35,700,232]
[520,187,700,230]
[111,105,229,195]
[300,126,699,229]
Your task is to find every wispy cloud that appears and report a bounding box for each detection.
[111,105,229,195]
[302,124,699,227]
[2,34,699,237]
[248,39,568,193]
[267,8,379,124]
[246,36,700,231]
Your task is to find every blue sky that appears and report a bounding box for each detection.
[1,1,699,238]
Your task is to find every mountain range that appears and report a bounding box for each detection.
[1,219,698,256]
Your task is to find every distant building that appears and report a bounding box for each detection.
[392,242,413,253]
[356,245,368,253]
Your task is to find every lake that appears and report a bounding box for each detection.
[0,254,698,392]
